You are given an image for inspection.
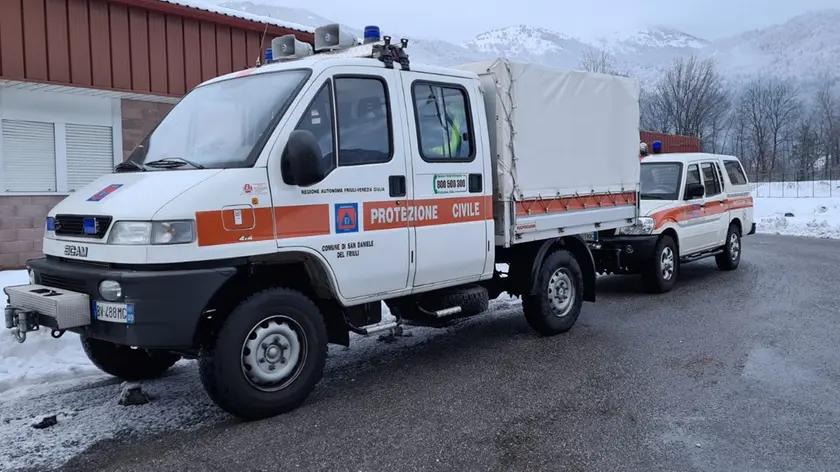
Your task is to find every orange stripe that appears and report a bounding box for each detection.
[650,196,754,229]
[364,195,493,231]
[274,204,331,239]
[515,191,637,216]
[196,207,275,247]
[195,196,495,246]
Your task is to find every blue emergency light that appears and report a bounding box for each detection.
[265,47,273,63]
[652,140,662,153]
[83,217,97,235]
[364,25,381,43]
[46,217,55,231]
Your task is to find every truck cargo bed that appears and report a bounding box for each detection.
[456,58,641,246]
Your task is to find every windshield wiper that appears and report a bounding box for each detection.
[114,160,147,172]
[145,157,205,169]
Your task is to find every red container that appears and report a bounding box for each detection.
[640,131,701,155]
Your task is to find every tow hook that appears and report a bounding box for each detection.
[51,329,66,339]
[4,305,40,344]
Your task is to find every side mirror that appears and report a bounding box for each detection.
[281,130,325,186]
[684,182,705,200]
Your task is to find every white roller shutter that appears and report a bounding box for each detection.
[1,119,57,192]
[65,123,114,191]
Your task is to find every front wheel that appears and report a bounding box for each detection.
[642,235,678,293]
[198,288,328,420]
[522,249,584,336]
[715,224,742,270]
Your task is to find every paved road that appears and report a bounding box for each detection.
[59,235,840,472]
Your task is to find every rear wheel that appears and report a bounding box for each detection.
[198,288,328,420]
[522,249,584,336]
[716,224,742,270]
[80,337,180,381]
[642,235,678,293]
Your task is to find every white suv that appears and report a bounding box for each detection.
[591,152,755,292]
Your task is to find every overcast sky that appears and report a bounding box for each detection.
[227,0,839,44]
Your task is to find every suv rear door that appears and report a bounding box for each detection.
[698,160,728,249]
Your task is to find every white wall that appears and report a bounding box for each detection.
[0,86,122,196]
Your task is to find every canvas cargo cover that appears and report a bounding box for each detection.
[455,59,641,201]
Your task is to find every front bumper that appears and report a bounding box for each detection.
[4,257,235,349]
[591,234,660,272]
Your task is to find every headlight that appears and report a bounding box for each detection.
[108,221,195,245]
[617,217,655,235]
[45,216,56,239]
[99,280,122,301]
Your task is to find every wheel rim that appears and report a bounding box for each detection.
[241,315,307,392]
[730,233,741,261]
[660,246,675,281]
[547,268,575,318]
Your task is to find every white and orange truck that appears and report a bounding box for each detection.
[4,24,641,420]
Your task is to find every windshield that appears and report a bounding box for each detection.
[640,162,683,200]
[125,69,311,170]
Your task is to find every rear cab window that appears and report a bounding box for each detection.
[723,159,749,188]
[700,162,722,197]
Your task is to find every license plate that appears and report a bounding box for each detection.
[93,301,135,324]
[582,232,598,242]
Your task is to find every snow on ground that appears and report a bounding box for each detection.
[753,197,840,239]
[751,179,840,199]
[0,267,520,472]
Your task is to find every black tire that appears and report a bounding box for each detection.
[80,336,180,381]
[522,249,584,336]
[416,284,490,318]
[715,223,742,270]
[198,287,328,421]
[641,235,678,293]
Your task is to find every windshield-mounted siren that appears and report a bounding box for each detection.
[272,34,313,60]
[314,23,359,52]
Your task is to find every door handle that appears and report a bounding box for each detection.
[388,175,406,197]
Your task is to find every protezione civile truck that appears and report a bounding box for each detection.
[4,24,641,420]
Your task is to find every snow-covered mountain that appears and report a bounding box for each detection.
[212,1,840,89]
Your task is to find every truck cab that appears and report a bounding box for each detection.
[592,152,755,292]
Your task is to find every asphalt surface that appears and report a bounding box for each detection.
[58,234,840,472]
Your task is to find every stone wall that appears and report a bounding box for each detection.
[0,196,66,269]
[121,99,175,160]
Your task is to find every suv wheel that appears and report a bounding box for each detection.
[642,235,678,293]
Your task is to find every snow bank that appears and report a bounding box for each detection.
[754,198,840,239]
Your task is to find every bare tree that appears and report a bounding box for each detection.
[578,49,629,77]
[791,111,822,178]
[641,56,730,142]
[735,77,801,175]
[815,77,840,167]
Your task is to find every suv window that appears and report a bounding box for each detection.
[293,77,393,172]
[701,162,722,196]
[412,82,474,161]
[724,160,748,185]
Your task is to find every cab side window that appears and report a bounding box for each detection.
[724,160,748,185]
[684,164,702,198]
[293,81,336,174]
[334,77,392,166]
[412,82,474,161]
[701,162,722,197]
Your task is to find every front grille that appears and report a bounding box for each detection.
[39,274,88,293]
[54,214,112,239]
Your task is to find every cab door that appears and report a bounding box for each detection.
[267,67,412,301]
[398,73,490,289]
[698,160,727,249]
[677,162,708,254]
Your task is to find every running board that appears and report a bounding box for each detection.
[680,248,724,263]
